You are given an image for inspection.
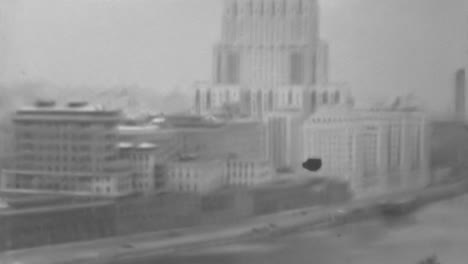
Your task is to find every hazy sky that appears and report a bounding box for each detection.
[1,0,467,115]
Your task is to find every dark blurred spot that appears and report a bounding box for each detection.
[302,159,322,172]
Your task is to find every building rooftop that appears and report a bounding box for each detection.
[117,125,160,133]
[170,153,225,164]
[17,100,120,115]
[118,142,158,150]
[158,114,226,129]
[118,142,134,149]
[137,142,158,149]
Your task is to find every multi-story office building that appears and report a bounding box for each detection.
[194,0,354,119]
[1,100,133,197]
[118,142,162,194]
[117,124,181,162]
[265,110,304,172]
[303,107,358,183]
[303,106,430,196]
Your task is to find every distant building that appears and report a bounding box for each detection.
[1,100,133,197]
[225,157,275,187]
[454,68,466,122]
[302,83,354,113]
[117,124,180,162]
[194,82,241,115]
[195,84,354,119]
[166,157,226,194]
[161,119,267,161]
[265,110,304,172]
[213,0,320,88]
[118,142,162,194]
[303,106,430,196]
[118,116,272,189]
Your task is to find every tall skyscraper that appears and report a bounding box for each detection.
[195,0,345,119]
[454,68,466,122]
[214,0,320,87]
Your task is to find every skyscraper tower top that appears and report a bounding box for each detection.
[194,0,343,119]
[213,0,321,88]
[220,0,319,46]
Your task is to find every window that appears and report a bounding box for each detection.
[311,91,317,107]
[322,92,328,104]
[206,91,212,109]
[225,51,240,84]
[268,90,274,110]
[232,1,238,16]
[298,0,303,15]
[334,91,340,104]
[290,52,304,85]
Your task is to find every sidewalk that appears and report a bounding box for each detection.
[0,182,465,264]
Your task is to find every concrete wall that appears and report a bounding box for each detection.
[0,179,352,252]
[0,202,115,251]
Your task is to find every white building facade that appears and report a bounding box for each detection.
[303,107,430,196]
[265,110,304,172]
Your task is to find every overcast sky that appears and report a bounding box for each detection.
[1,0,467,115]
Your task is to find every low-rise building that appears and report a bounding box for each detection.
[166,157,225,194]
[303,105,430,196]
[118,142,161,194]
[225,157,275,187]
